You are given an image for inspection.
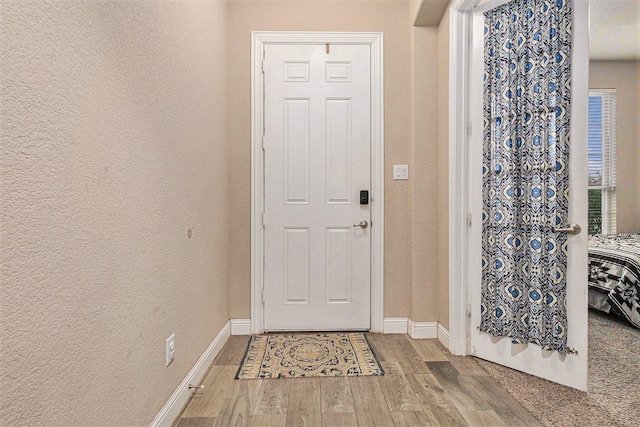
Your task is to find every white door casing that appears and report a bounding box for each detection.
[251,32,384,334]
[450,0,589,390]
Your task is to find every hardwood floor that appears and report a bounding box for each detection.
[175,334,541,427]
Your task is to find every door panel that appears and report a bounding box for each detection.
[283,99,310,204]
[326,99,352,204]
[326,227,352,303]
[284,227,310,304]
[263,44,371,331]
[468,0,589,390]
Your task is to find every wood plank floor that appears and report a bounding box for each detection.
[175,334,541,427]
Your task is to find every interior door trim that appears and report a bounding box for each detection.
[448,0,474,356]
[250,31,385,334]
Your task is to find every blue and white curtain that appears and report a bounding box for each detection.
[481,0,572,353]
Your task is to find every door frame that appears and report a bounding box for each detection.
[448,0,475,356]
[250,31,385,334]
[447,0,590,359]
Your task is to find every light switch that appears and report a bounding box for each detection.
[393,165,409,180]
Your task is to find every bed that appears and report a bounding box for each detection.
[588,233,640,328]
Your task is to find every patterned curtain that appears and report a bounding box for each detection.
[481,0,572,354]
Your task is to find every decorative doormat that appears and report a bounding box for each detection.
[235,332,384,379]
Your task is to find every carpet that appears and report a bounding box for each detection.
[235,332,384,380]
[476,309,640,427]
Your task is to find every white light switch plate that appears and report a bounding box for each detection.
[393,165,409,180]
[166,334,175,366]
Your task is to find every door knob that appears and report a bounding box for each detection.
[553,223,581,235]
[353,220,368,229]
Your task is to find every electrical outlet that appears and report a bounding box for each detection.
[166,334,175,366]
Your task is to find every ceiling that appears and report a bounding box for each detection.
[414,0,450,26]
[590,0,640,60]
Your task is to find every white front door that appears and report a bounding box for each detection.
[262,43,372,331]
[467,0,589,390]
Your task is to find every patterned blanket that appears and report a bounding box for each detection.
[588,234,640,328]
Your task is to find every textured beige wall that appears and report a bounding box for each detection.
[407,4,450,325]
[0,1,230,425]
[227,0,417,318]
[589,61,640,233]
[410,26,440,322]
[437,7,450,329]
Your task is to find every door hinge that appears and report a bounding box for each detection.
[262,212,265,227]
[261,289,265,305]
[467,213,472,228]
[262,59,265,73]
[262,136,265,150]
[466,304,472,319]
[467,122,472,136]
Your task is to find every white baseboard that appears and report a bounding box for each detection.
[408,320,438,339]
[437,323,450,350]
[150,321,231,427]
[230,318,251,335]
[383,317,409,334]
[383,317,449,346]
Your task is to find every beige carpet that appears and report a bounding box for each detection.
[235,332,384,379]
[476,309,640,427]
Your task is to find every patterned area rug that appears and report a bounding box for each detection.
[235,332,384,379]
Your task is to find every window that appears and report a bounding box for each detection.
[588,89,617,235]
